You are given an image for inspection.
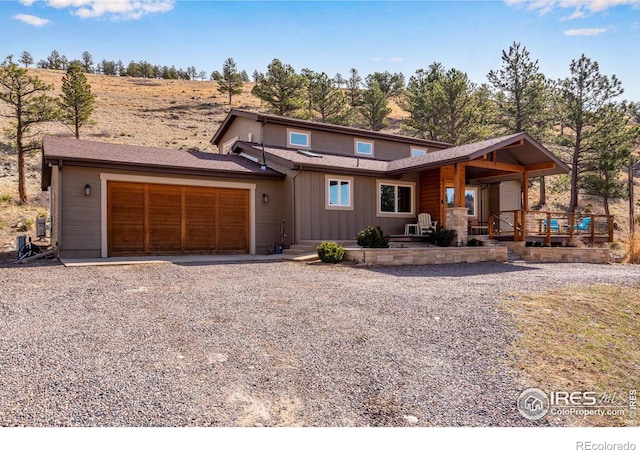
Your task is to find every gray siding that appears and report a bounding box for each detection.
[50,166,60,248]
[216,119,262,152]
[57,166,290,257]
[262,122,440,160]
[60,166,102,254]
[296,171,419,241]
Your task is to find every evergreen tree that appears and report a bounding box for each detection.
[19,51,33,68]
[580,103,639,215]
[334,73,345,88]
[47,50,63,70]
[557,54,625,212]
[81,51,94,73]
[365,71,404,99]
[305,71,351,125]
[116,60,125,76]
[100,60,116,76]
[0,56,60,203]
[251,59,306,117]
[345,68,362,108]
[359,80,391,131]
[240,70,250,82]
[487,42,551,205]
[59,63,95,139]
[401,63,490,144]
[214,58,244,105]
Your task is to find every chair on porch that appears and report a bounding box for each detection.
[418,213,437,235]
[542,219,560,233]
[574,216,591,232]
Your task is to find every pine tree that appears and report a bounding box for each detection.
[365,71,404,99]
[81,51,94,73]
[214,58,244,105]
[401,63,489,144]
[19,51,33,68]
[345,68,362,108]
[557,54,625,212]
[251,59,306,117]
[60,63,95,139]
[305,71,351,125]
[0,56,60,203]
[487,42,551,205]
[359,81,391,131]
[580,103,639,215]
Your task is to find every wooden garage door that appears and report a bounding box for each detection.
[107,181,249,256]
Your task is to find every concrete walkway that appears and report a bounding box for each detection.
[60,252,319,267]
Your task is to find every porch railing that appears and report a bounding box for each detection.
[488,210,614,245]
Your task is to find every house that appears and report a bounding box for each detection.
[41,109,570,258]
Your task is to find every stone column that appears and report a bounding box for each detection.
[446,207,468,246]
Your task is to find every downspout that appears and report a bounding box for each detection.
[291,169,300,245]
[260,118,267,170]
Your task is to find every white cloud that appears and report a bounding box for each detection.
[506,0,640,18]
[371,57,404,63]
[389,57,404,63]
[13,13,51,26]
[19,0,175,20]
[564,27,608,35]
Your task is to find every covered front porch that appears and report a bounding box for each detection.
[401,133,597,246]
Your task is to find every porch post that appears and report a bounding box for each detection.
[454,163,466,207]
[522,170,529,211]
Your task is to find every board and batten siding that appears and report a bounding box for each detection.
[262,122,439,160]
[55,166,289,257]
[295,171,419,241]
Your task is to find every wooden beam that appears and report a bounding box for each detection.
[454,163,465,208]
[525,162,556,172]
[522,170,529,211]
[466,159,525,173]
[501,139,524,149]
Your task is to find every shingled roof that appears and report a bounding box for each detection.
[233,133,570,178]
[41,137,284,189]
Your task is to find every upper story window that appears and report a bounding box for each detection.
[411,147,427,157]
[288,129,310,148]
[354,139,374,157]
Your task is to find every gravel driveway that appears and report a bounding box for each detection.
[1,260,639,427]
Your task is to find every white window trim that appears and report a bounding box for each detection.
[411,147,428,157]
[354,138,375,157]
[100,173,256,257]
[325,175,354,211]
[465,186,478,217]
[287,128,310,149]
[376,180,416,217]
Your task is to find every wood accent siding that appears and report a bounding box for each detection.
[419,169,441,225]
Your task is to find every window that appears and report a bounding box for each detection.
[354,139,374,157]
[465,187,478,217]
[288,129,310,148]
[378,181,414,215]
[411,147,427,157]
[446,186,478,217]
[326,175,353,210]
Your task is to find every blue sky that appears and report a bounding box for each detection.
[2,0,639,100]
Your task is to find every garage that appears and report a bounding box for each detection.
[107,181,249,256]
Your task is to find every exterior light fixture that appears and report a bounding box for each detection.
[262,193,269,204]
[85,184,92,196]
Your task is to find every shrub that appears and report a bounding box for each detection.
[467,238,482,247]
[427,228,457,247]
[316,241,345,263]
[356,225,389,248]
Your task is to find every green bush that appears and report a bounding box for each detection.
[356,225,389,248]
[427,228,457,247]
[316,241,345,263]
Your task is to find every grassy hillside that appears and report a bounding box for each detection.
[0,69,636,255]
